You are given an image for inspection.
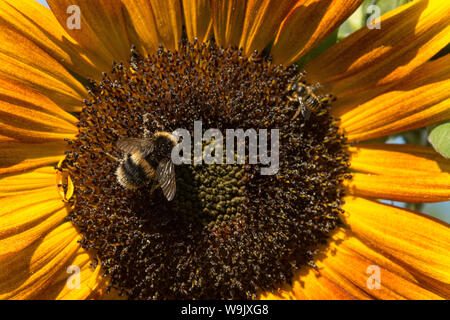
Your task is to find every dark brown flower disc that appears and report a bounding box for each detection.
[63,41,350,299]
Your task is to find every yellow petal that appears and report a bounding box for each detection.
[343,197,450,293]
[320,233,445,299]
[350,143,450,176]
[0,206,68,263]
[347,143,450,202]
[0,186,65,241]
[239,0,299,57]
[261,238,361,299]
[0,27,87,112]
[340,54,450,141]
[0,134,16,142]
[306,0,450,100]
[289,268,357,300]
[0,141,67,177]
[0,166,56,197]
[123,0,184,56]
[122,0,160,56]
[37,247,107,300]
[211,0,247,49]
[182,0,212,44]
[47,0,133,76]
[0,222,80,299]
[271,0,363,65]
[0,78,78,123]
[261,229,444,300]
[0,121,74,144]
[0,0,99,79]
[0,80,77,142]
[148,0,183,51]
[345,173,450,203]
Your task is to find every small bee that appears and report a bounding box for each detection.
[287,80,333,120]
[115,132,178,201]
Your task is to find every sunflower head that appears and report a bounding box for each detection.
[60,40,350,299]
[0,0,449,301]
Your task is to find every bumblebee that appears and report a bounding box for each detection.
[115,132,178,201]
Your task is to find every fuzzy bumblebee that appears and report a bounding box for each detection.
[115,132,178,201]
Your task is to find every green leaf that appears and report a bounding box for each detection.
[427,121,450,158]
[337,5,364,40]
[337,0,414,40]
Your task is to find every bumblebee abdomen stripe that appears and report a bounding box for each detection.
[120,155,150,188]
[133,152,155,177]
[144,154,159,171]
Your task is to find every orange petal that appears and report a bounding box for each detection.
[262,240,362,299]
[0,141,67,177]
[0,80,77,142]
[320,233,445,299]
[271,0,363,66]
[289,268,358,300]
[0,78,78,123]
[0,166,56,197]
[148,0,183,51]
[0,222,80,299]
[182,0,213,44]
[0,206,68,264]
[340,54,450,141]
[0,186,65,241]
[37,247,108,300]
[122,0,160,56]
[347,143,450,202]
[306,0,450,99]
[0,29,87,112]
[0,134,16,142]
[345,173,450,203]
[343,196,450,295]
[239,0,299,57]
[0,121,75,144]
[0,0,100,79]
[350,143,450,176]
[47,0,133,76]
[261,229,444,300]
[210,0,247,48]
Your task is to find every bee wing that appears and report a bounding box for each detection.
[116,138,154,155]
[156,159,176,201]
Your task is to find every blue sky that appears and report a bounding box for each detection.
[36,0,48,7]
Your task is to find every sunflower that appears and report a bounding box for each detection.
[0,0,449,300]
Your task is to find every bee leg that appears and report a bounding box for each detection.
[143,128,151,138]
[142,113,152,138]
[301,104,311,121]
[292,99,304,120]
[149,181,160,194]
[143,113,165,138]
[104,152,119,162]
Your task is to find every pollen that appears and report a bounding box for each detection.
[62,41,350,300]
